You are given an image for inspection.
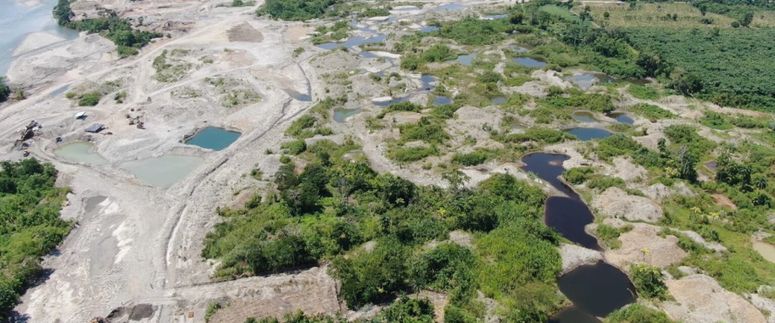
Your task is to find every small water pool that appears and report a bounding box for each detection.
[420,74,437,91]
[433,96,453,106]
[55,142,108,165]
[285,89,311,102]
[374,96,409,107]
[317,33,386,50]
[558,261,637,317]
[185,127,241,151]
[419,25,439,33]
[566,127,612,141]
[607,112,634,125]
[120,155,203,188]
[333,108,361,123]
[491,96,507,105]
[457,53,476,66]
[481,14,508,20]
[568,73,599,91]
[513,57,547,69]
[572,111,597,123]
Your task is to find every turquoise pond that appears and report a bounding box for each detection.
[185,127,241,151]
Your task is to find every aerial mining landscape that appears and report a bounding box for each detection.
[0,0,774,322]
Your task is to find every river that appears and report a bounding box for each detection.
[0,0,78,75]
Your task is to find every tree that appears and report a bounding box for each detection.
[669,68,703,95]
[636,52,665,77]
[677,145,698,182]
[740,12,754,27]
[0,77,9,102]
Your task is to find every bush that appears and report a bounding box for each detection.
[0,159,69,320]
[331,237,411,308]
[374,296,435,323]
[630,264,668,299]
[78,91,102,106]
[564,167,594,184]
[0,77,9,102]
[283,139,307,155]
[452,150,491,166]
[629,103,674,121]
[436,17,512,45]
[606,304,675,323]
[389,146,437,163]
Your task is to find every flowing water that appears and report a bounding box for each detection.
[0,0,78,74]
[184,127,240,151]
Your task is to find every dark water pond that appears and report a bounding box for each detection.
[558,261,637,317]
[185,127,240,151]
[566,127,612,141]
[607,112,634,125]
[521,152,636,319]
[513,57,547,68]
[546,197,601,250]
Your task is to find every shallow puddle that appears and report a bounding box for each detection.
[607,112,634,125]
[513,57,547,68]
[457,53,476,66]
[55,142,108,165]
[566,127,612,141]
[120,155,203,188]
[333,108,361,122]
[572,111,597,123]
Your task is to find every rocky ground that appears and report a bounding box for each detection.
[2,0,773,322]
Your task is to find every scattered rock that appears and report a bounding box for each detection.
[605,157,647,182]
[679,229,727,252]
[592,187,663,223]
[448,230,473,248]
[559,244,603,274]
[662,274,767,323]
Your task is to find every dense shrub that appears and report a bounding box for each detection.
[0,77,9,102]
[629,103,674,121]
[452,150,491,166]
[0,159,69,320]
[259,0,338,21]
[436,17,513,45]
[630,264,668,299]
[606,304,675,323]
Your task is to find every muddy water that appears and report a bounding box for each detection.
[120,155,203,188]
[55,142,108,165]
[521,152,636,320]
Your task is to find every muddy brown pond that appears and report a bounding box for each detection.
[521,153,636,321]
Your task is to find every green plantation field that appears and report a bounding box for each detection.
[624,26,775,111]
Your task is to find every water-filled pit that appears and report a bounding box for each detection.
[184,127,240,151]
[513,57,547,69]
[54,142,108,165]
[120,155,204,188]
[566,127,612,141]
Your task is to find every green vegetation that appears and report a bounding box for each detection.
[606,304,675,323]
[77,91,102,106]
[0,159,69,320]
[54,0,160,57]
[452,149,495,166]
[203,140,561,318]
[595,223,632,249]
[400,44,458,71]
[153,50,193,83]
[630,264,668,299]
[622,27,775,110]
[259,0,339,21]
[0,77,9,102]
[627,84,664,100]
[628,103,674,121]
[312,21,349,45]
[435,17,514,45]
